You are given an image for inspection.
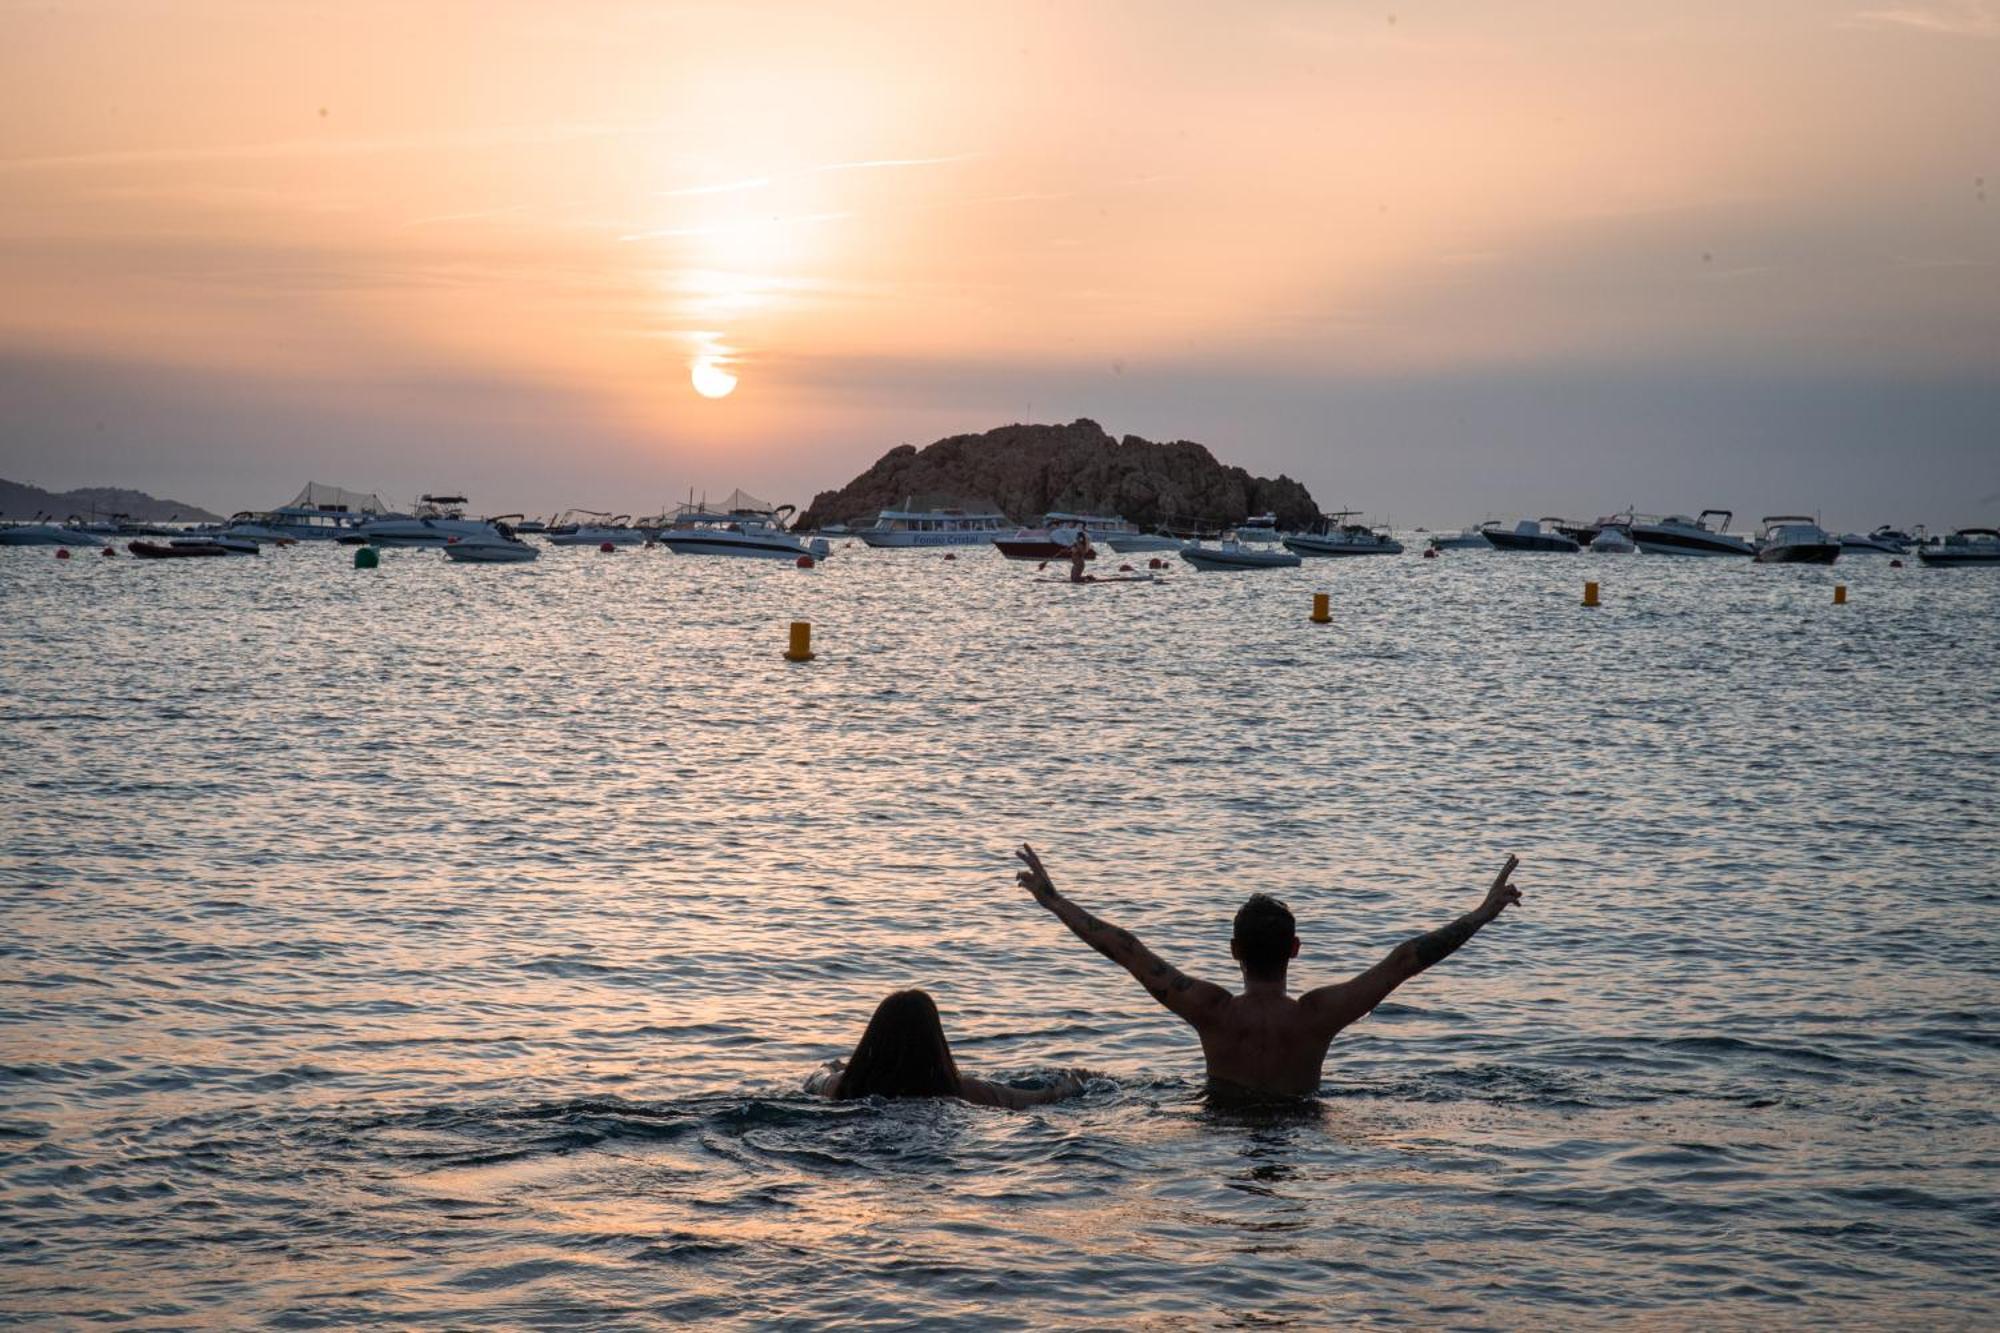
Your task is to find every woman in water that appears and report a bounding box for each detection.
[810,989,1084,1109]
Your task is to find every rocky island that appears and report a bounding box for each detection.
[797,419,1320,533]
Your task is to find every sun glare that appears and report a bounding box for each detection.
[691,355,739,398]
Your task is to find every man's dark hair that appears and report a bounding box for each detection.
[1233,893,1296,978]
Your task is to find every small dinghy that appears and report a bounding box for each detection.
[1179,539,1301,571]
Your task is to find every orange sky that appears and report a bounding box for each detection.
[2,1,1995,521]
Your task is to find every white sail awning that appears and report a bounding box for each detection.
[286,482,390,515]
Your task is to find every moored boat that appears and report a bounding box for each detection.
[1282,511,1403,557]
[128,540,235,558]
[443,526,540,562]
[1916,528,2000,566]
[545,511,647,546]
[1428,521,1500,551]
[859,500,1009,547]
[656,491,829,559]
[1590,525,1638,554]
[993,513,1143,560]
[1179,537,1302,570]
[354,495,502,547]
[1839,525,1917,555]
[1754,516,1841,564]
[1628,510,1755,557]
[0,523,105,546]
[1483,519,1581,553]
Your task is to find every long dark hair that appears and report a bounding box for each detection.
[835,990,962,1100]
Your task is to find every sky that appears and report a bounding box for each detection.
[1,0,1995,528]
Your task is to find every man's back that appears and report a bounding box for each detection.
[1015,844,1523,1100]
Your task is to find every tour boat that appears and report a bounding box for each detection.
[859,501,1010,547]
[1628,510,1755,556]
[1916,528,2000,566]
[656,492,830,560]
[354,495,505,547]
[1838,525,1917,555]
[1282,512,1403,557]
[1179,537,1302,570]
[1482,519,1581,553]
[1754,516,1841,565]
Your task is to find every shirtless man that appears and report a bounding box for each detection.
[1014,844,1524,1099]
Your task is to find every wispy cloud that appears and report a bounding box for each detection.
[810,153,979,173]
[655,176,773,198]
[1849,2,2000,37]
[617,211,852,242]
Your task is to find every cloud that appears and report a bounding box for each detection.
[1849,2,2000,37]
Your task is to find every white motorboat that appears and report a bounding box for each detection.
[545,511,647,546]
[1234,513,1283,544]
[1839,525,1917,555]
[1179,537,1302,570]
[244,483,390,540]
[443,525,540,563]
[1104,530,1188,554]
[858,500,1010,547]
[355,495,504,548]
[1916,528,2000,566]
[174,534,260,555]
[1628,510,1755,556]
[0,523,105,546]
[1590,525,1638,554]
[1482,518,1581,553]
[656,491,830,559]
[1754,516,1841,565]
[1428,522,1500,551]
[1282,511,1403,557]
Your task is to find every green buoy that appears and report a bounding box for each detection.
[354,546,379,569]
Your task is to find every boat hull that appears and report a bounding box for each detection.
[1628,527,1754,556]
[444,543,539,563]
[858,530,1000,547]
[0,526,105,546]
[1180,548,1301,570]
[1104,534,1187,553]
[1917,548,2000,566]
[659,534,815,559]
[1281,535,1403,557]
[1756,544,1840,564]
[1483,529,1580,553]
[994,538,1081,561]
[129,541,232,558]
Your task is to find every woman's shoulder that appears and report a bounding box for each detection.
[804,1060,845,1098]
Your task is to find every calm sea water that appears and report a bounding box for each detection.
[3,541,1996,1328]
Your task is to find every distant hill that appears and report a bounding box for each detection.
[0,478,222,524]
[797,419,1320,532]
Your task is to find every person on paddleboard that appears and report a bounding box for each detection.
[1011,844,1524,1101]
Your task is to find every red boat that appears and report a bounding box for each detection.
[128,541,231,558]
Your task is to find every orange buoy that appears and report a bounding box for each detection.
[796,554,815,568]
[1890,559,1903,568]
[56,548,70,559]
[943,553,957,561]
[102,546,116,557]
[1037,561,1048,570]
[1423,547,1438,559]
[1119,563,1135,572]
[1149,557,1165,569]
[599,541,615,553]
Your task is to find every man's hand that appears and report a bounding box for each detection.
[1016,843,1058,905]
[1476,854,1522,923]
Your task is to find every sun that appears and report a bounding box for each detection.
[690,355,738,399]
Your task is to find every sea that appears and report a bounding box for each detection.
[2,540,1995,1328]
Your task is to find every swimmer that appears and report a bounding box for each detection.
[809,989,1084,1108]
[1013,844,1525,1101]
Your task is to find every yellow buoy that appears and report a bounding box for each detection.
[1310,592,1331,624]
[1833,584,1847,605]
[784,620,815,662]
[1583,580,1600,608]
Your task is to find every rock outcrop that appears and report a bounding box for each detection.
[0,477,221,523]
[797,420,1319,533]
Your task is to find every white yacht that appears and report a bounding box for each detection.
[656,491,830,560]
[1590,525,1638,554]
[545,511,647,546]
[859,501,1010,547]
[354,495,505,548]
[443,522,540,563]
[247,483,389,541]
[1179,536,1302,570]
[1754,516,1841,565]
[1628,510,1755,557]
[1282,512,1404,557]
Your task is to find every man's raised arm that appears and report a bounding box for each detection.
[1015,844,1229,1025]
[1303,855,1523,1036]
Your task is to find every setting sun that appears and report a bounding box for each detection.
[690,355,738,399]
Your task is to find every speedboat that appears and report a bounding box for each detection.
[545,511,647,546]
[1483,519,1581,553]
[1754,516,1841,564]
[0,523,105,546]
[1104,529,1188,553]
[859,500,1010,547]
[994,513,1144,560]
[656,494,830,559]
[354,495,503,548]
[1628,510,1755,557]
[1916,528,2000,566]
[128,539,239,558]
[1428,521,1500,551]
[1180,536,1302,570]
[1590,525,1638,554]
[443,523,540,562]
[1282,511,1403,557]
[1839,525,1917,555]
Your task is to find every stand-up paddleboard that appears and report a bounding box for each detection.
[1037,574,1161,584]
